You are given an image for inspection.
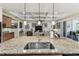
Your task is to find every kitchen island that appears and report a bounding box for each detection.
[0,36,79,55]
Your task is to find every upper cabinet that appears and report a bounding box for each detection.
[3,15,12,28]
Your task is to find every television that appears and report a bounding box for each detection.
[35,26,42,32]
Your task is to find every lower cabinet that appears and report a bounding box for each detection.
[3,32,14,42]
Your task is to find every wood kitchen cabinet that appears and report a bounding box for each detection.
[3,32,14,42]
[3,15,12,28]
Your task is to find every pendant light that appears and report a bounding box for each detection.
[24,2,27,25]
[24,21,27,25]
[52,21,55,25]
[52,3,55,25]
[38,20,41,25]
[37,3,41,25]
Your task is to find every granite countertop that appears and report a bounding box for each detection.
[0,36,79,54]
[3,31,14,34]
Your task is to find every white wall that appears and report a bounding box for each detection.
[0,7,2,22]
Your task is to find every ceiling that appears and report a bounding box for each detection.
[0,3,79,21]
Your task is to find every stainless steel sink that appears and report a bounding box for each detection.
[24,42,55,49]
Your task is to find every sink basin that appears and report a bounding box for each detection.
[24,42,55,49]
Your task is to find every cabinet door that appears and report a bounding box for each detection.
[3,15,12,28]
[3,34,8,41]
[7,17,12,27]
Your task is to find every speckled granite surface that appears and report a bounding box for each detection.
[0,36,79,54]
